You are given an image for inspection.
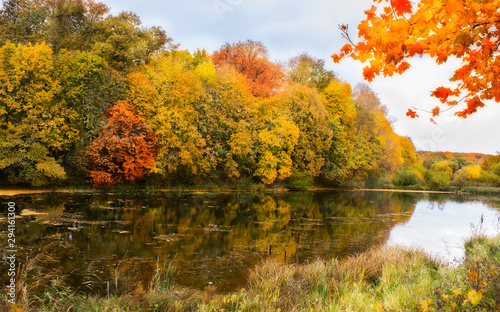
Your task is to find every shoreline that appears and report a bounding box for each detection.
[0,187,458,196]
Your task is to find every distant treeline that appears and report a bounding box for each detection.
[0,0,432,188]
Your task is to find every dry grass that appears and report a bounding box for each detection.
[8,236,500,311]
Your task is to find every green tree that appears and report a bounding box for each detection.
[0,0,48,45]
[55,49,108,174]
[91,11,173,71]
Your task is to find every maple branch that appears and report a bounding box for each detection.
[338,24,355,46]
[412,95,467,115]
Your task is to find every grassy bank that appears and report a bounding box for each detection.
[461,186,500,195]
[3,235,499,311]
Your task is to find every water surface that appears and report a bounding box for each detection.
[0,191,498,294]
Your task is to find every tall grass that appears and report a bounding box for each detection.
[7,235,500,311]
[462,186,500,195]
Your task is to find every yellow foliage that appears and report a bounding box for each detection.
[433,160,453,178]
[467,289,482,306]
[419,299,433,312]
[455,165,482,182]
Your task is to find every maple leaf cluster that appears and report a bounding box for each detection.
[333,0,500,118]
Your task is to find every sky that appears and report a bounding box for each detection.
[87,1,500,154]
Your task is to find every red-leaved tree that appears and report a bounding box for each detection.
[88,101,157,185]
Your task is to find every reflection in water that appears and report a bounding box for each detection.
[0,191,498,294]
[387,198,500,264]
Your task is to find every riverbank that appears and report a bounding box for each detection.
[0,186,460,197]
[3,234,499,311]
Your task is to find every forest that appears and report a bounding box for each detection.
[1,0,499,192]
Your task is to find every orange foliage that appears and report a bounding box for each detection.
[88,101,157,185]
[406,109,418,118]
[212,40,285,98]
[392,0,412,16]
[335,0,500,118]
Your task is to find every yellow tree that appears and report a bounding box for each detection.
[143,51,213,183]
[320,80,357,184]
[333,0,500,118]
[281,84,333,178]
[254,105,300,184]
[127,71,161,119]
[0,42,77,185]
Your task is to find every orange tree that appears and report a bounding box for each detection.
[333,0,500,118]
[212,40,285,98]
[88,101,157,185]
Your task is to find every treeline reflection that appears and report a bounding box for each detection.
[1,191,494,292]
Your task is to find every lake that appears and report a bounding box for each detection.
[0,190,499,295]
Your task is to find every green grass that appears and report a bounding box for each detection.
[5,235,500,311]
[462,186,500,195]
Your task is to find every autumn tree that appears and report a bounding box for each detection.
[320,80,357,184]
[127,71,160,119]
[0,0,110,51]
[0,0,173,71]
[88,101,157,185]
[0,42,76,185]
[195,62,259,182]
[281,84,333,179]
[286,53,336,91]
[350,83,415,180]
[142,51,214,183]
[0,0,48,45]
[212,40,285,98]
[92,11,173,71]
[54,50,110,174]
[333,0,500,118]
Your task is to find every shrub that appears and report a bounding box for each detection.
[286,172,314,189]
[425,170,451,191]
[432,160,453,178]
[393,166,422,187]
[455,165,482,182]
[493,162,500,177]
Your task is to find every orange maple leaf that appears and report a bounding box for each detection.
[397,61,410,74]
[469,269,478,281]
[456,96,484,118]
[406,109,419,118]
[408,42,426,56]
[363,66,378,81]
[358,20,371,39]
[365,5,377,19]
[432,106,440,117]
[454,65,470,80]
[431,87,454,103]
[341,44,353,54]
[392,0,412,16]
